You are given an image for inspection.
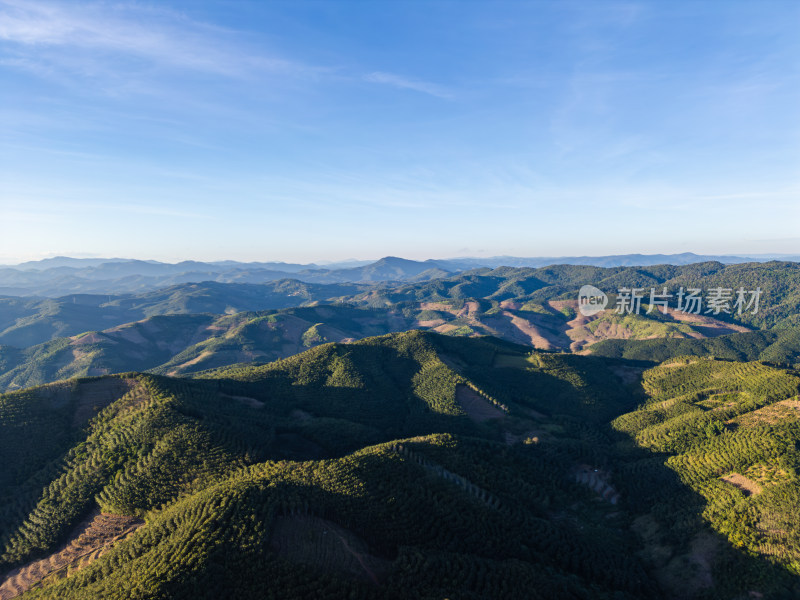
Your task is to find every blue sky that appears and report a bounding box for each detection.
[1,0,798,264]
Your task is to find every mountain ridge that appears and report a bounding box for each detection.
[4,253,799,297]
[1,331,799,598]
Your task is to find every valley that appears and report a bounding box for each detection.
[1,259,799,599]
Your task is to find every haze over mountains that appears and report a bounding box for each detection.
[3,253,798,297]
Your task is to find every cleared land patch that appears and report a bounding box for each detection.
[71,378,139,428]
[270,515,390,584]
[0,511,143,600]
[221,392,265,409]
[720,473,763,496]
[455,384,505,422]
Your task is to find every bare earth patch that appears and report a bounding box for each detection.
[456,301,481,319]
[221,393,265,409]
[732,400,800,428]
[270,515,390,585]
[72,378,139,428]
[502,311,556,349]
[171,350,214,373]
[0,511,143,600]
[68,332,112,346]
[419,302,454,311]
[721,473,763,496]
[103,322,150,345]
[416,319,447,327]
[433,323,459,334]
[664,308,750,336]
[455,384,505,422]
[611,365,644,385]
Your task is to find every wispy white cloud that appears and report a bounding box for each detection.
[0,0,310,81]
[1,1,448,108]
[364,71,452,99]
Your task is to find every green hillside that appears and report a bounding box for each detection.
[1,332,799,598]
[351,261,800,329]
[0,280,368,348]
[611,358,800,593]
[590,326,800,367]
[0,299,728,392]
[4,261,800,351]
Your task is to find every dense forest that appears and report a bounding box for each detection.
[1,331,799,598]
[591,326,800,367]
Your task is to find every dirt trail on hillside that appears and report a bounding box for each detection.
[0,511,143,599]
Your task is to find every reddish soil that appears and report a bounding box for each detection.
[0,511,143,599]
[721,473,763,496]
[663,308,750,336]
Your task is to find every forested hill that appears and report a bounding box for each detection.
[355,261,800,329]
[3,261,800,350]
[0,331,799,598]
[2,260,800,393]
[591,325,800,367]
[2,254,788,297]
[0,300,741,393]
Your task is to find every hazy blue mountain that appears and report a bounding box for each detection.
[4,253,794,297]
[4,261,800,348]
[0,257,453,296]
[441,252,769,269]
[0,281,368,347]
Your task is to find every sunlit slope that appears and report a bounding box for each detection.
[612,358,800,594]
[0,332,648,598]
[592,325,800,368]
[1,332,799,598]
[0,300,729,392]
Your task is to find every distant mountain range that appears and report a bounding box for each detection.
[2,253,798,297]
[4,261,800,348]
[3,261,800,391]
